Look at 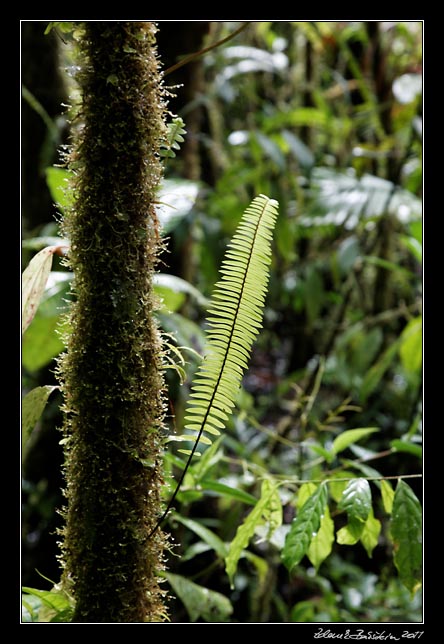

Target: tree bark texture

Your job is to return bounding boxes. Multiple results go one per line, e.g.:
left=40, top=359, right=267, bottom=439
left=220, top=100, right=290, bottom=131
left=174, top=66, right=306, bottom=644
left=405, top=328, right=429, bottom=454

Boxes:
left=58, top=21, right=169, bottom=623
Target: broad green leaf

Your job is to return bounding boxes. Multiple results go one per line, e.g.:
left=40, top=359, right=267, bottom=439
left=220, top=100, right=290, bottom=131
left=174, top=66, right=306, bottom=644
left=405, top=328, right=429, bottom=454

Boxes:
left=45, top=167, right=74, bottom=212
left=22, top=587, right=74, bottom=623
left=22, top=273, right=72, bottom=371
left=153, top=273, right=209, bottom=312
left=225, top=479, right=280, bottom=587
left=390, top=480, right=422, bottom=595
left=307, top=506, right=334, bottom=570
left=359, top=508, right=381, bottom=558
left=341, top=458, right=382, bottom=480
left=22, top=594, right=40, bottom=622
left=296, top=482, right=317, bottom=509
left=22, top=247, right=57, bottom=334
left=164, top=572, right=233, bottom=622
left=337, top=518, right=363, bottom=545
left=180, top=541, right=212, bottom=563
left=399, top=316, right=422, bottom=375
left=307, top=442, right=334, bottom=464
left=328, top=471, right=356, bottom=503
left=282, top=484, right=329, bottom=572
left=172, top=514, right=228, bottom=559
left=338, top=478, right=372, bottom=523
left=338, top=505, right=381, bottom=556
left=306, top=168, right=422, bottom=227
left=331, top=428, right=379, bottom=457
left=390, top=439, right=422, bottom=458
left=22, top=314, right=69, bottom=372
left=380, top=480, right=395, bottom=514
left=155, top=284, right=185, bottom=312
left=22, top=386, right=58, bottom=460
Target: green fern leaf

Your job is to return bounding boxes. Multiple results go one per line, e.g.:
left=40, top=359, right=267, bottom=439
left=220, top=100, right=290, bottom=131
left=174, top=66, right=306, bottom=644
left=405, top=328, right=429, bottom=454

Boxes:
left=184, top=194, right=279, bottom=449
left=149, top=194, right=278, bottom=537
left=160, top=116, right=187, bottom=158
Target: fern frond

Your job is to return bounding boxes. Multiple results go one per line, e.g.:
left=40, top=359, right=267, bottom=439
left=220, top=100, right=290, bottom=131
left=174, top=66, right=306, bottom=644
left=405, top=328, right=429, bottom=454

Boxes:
left=160, top=116, right=187, bottom=158
left=149, top=194, right=278, bottom=537
left=184, top=193, right=279, bottom=448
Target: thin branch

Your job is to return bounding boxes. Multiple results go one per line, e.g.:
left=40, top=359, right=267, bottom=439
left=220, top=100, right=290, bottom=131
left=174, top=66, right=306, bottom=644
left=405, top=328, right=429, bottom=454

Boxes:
left=275, top=472, right=422, bottom=486
left=163, top=22, right=251, bottom=77
left=22, top=85, right=59, bottom=144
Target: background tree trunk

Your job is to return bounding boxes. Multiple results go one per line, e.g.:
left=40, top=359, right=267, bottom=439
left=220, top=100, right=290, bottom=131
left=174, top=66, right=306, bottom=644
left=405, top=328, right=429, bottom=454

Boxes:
left=21, top=22, right=68, bottom=234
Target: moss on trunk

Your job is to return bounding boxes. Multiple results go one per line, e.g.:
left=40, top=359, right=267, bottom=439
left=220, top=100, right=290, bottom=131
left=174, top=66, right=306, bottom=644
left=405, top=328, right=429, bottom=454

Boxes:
left=57, top=21, right=169, bottom=623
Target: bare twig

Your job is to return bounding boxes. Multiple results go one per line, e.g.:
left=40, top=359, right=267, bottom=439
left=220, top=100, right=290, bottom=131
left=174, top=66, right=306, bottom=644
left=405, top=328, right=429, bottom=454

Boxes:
left=163, top=22, right=250, bottom=77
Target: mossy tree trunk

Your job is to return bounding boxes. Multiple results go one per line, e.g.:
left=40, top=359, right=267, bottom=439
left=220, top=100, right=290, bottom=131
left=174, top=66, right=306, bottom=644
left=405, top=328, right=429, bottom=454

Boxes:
left=58, top=22, right=169, bottom=623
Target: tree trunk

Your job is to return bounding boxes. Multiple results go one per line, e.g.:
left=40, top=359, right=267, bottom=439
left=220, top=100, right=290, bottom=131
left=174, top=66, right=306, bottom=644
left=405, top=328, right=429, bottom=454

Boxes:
left=156, top=21, right=210, bottom=181
left=58, top=21, right=169, bottom=623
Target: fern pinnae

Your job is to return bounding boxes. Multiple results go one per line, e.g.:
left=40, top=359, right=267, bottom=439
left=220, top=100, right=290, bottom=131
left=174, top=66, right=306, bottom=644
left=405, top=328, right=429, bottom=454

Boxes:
left=150, top=194, right=278, bottom=537
left=187, top=195, right=278, bottom=442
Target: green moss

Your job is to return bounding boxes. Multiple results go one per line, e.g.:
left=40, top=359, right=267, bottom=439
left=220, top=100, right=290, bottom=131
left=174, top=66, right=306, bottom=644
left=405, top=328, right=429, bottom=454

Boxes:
left=57, top=22, right=169, bottom=622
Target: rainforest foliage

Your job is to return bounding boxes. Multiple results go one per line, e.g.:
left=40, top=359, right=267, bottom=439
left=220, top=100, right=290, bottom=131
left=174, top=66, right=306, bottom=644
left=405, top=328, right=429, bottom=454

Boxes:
left=22, top=21, right=422, bottom=623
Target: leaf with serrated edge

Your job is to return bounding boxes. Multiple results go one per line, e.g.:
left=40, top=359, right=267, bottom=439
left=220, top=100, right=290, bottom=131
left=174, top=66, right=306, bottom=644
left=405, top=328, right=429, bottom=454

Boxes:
left=282, top=484, right=328, bottom=572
